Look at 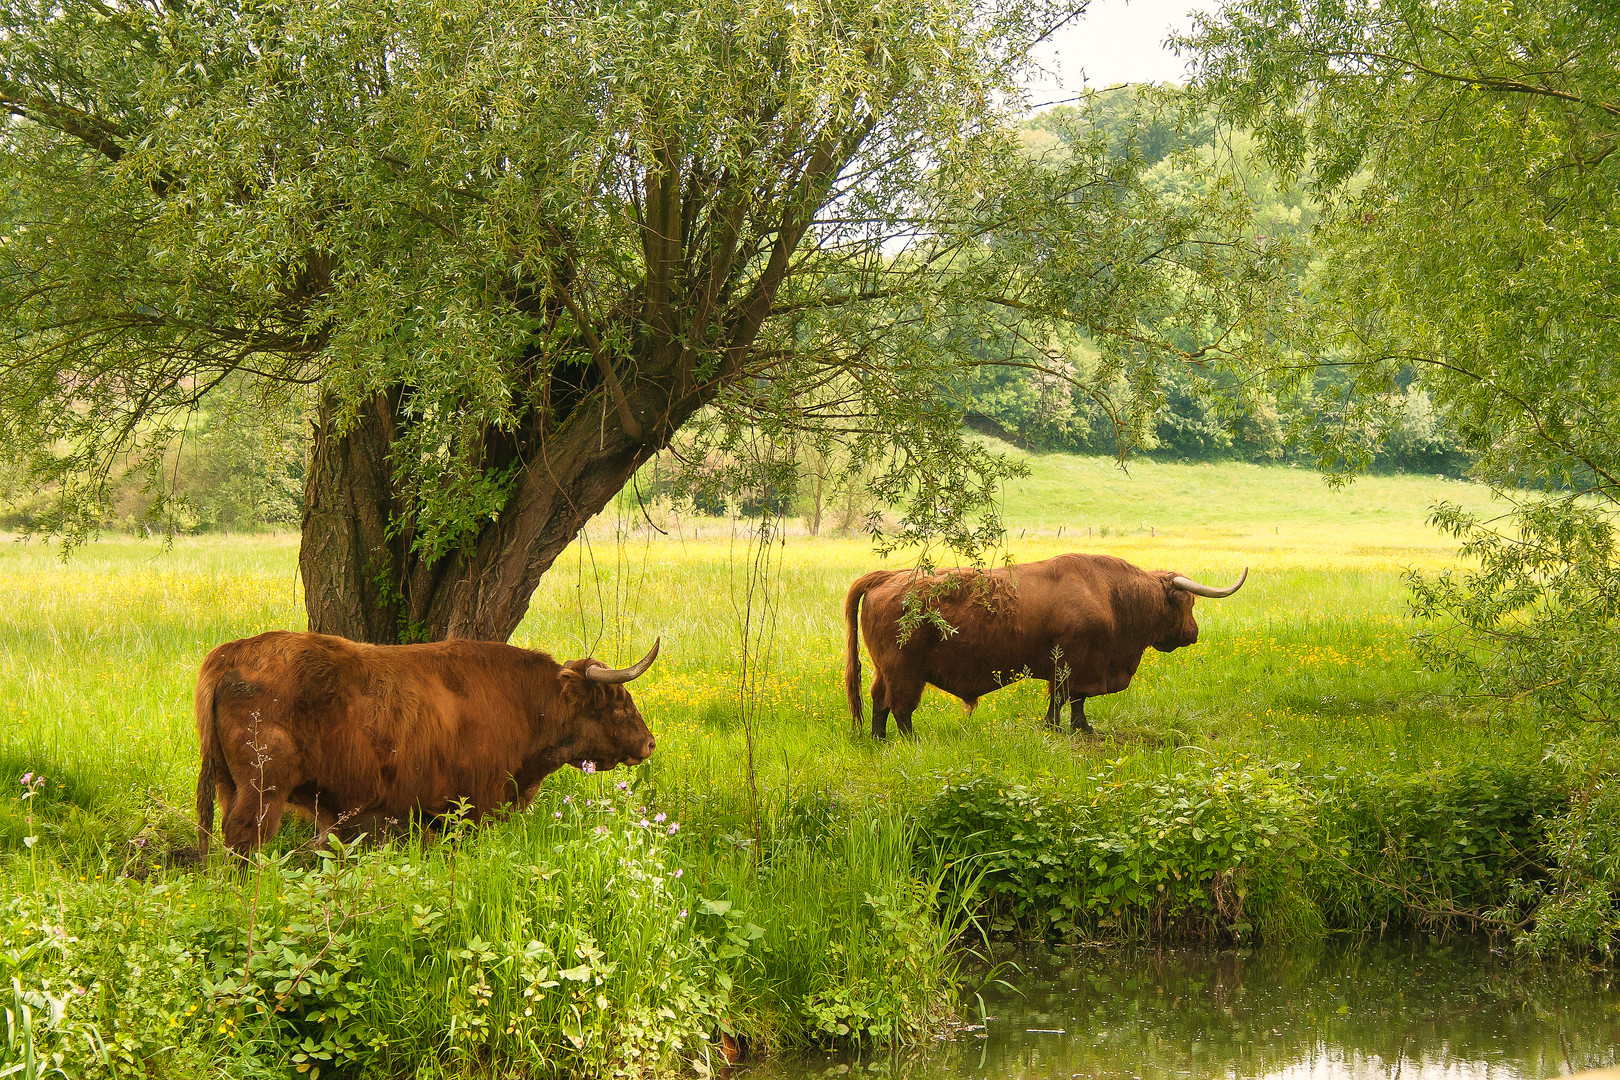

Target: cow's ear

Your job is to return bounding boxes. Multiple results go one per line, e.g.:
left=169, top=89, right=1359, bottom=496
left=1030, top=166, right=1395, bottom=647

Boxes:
left=558, top=665, right=587, bottom=698
left=558, top=663, right=604, bottom=706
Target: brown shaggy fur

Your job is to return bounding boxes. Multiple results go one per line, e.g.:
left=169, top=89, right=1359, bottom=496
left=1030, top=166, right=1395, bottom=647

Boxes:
left=195, top=632, right=657, bottom=854
left=845, top=554, right=1218, bottom=738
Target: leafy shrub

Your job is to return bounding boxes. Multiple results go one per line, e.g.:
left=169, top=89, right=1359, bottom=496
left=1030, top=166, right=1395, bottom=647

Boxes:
left=922, top=760, right=1313, bottom=942
left=1307, top=758, right=1562, bottom=933
left=1489, top=741, right=1620, bottom=958
left=1, top=777, right=757, bottom=1079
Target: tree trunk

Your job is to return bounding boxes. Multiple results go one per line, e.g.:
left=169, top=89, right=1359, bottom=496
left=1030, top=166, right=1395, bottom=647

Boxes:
left=295, top=100, right=874, bottom=645
left=300, top=379, right=698, bottom=645
left=809, top=468, right=824, bottom=538
left=300, top=392, right=407, bottom=643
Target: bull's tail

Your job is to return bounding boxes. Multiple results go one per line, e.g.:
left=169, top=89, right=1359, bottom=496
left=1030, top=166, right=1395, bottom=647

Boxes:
left=844, top=571, right=891, bottom=727
left=194, top=665, right=220, bottom=856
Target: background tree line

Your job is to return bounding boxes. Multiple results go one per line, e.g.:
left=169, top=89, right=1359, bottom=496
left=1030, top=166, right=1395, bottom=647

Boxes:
left=964, top=88, right=1474, bottom=475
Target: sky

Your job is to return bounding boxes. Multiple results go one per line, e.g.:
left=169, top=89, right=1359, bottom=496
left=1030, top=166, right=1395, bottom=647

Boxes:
left=1020, top=0, right=1218, bottom=105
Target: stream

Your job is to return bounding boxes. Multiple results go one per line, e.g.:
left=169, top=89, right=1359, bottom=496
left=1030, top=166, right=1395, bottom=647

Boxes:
left=750, top=936, right=1620, bottom=1080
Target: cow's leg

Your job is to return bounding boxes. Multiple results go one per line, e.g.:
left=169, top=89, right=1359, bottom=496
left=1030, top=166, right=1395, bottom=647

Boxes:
left=310, top=799, right=342, bottom=849
left=1044, top=680, right=1066, bottom=727
left=870, top=674, right=891, bottom=740
left=222, top=782, right=289, bottom=854
left=219, top=736, right=296, bottom=854
left=204, top=772, right=238, bottom=854
left=888, top=680, right=925, bottom=739
left=1070, top=695, right=1095, bottom=735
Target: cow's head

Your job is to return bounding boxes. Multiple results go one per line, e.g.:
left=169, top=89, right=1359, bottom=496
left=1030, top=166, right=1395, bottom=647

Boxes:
left=557, top=639, right=660, bottom=770
left=1155, top=569, right=1248, bottom=652
left=1154, top=586, right=1201, bottom=652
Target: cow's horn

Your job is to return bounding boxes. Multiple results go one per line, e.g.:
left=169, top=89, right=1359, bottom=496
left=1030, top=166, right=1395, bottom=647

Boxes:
left=584, top=638, right=661, bottom=683
left=1171, top=567, right=1248, bottom=598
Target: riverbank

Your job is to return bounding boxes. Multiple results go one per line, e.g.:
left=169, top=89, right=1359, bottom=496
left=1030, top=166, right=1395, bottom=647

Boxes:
left=2, top=459, right=1591, bottom=1077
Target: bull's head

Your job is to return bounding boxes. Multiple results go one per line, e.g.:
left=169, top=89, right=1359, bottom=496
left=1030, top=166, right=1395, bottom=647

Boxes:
left=1155, top=569, right=1248, bottom=651
left=558, top=639, right=660, bottom=769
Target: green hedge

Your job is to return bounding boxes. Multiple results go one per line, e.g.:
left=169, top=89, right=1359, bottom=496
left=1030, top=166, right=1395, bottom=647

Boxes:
left=921, top=755, right=1564, bottom=945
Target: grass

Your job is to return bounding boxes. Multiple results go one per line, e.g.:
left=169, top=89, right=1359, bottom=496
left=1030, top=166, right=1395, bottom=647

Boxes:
left=0, top=452, right=1556, bottom=1077
left=992, top=446, right=1497, bottom=537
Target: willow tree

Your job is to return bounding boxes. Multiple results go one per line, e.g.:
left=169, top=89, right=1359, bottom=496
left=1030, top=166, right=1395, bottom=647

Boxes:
left=1, top=0, right=1278, bottom=643
left=1189, top=0, right=1620, bottom=727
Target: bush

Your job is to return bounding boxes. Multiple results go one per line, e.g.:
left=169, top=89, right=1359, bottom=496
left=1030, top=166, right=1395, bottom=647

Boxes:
left=1491, top=740, right=1620, bottom=958
left=922, top=760, right=1314, bottom=942
left=1307, top=758, right=1562, bottom=933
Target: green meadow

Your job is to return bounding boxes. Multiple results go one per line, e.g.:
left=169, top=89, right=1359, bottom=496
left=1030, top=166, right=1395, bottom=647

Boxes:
left=0, top=452, right=1554, bottom=1078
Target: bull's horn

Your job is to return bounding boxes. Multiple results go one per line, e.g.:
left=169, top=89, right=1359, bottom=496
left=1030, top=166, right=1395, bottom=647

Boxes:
left=584, top=638, right=661, bottom=683
left=1171, top=567, right=1248, bottom=598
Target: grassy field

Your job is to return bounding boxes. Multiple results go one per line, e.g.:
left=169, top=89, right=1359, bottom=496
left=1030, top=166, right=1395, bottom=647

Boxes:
left=0, top=455, right=1519, bottom=838
left=0, top=453, right=1557, bottom=1077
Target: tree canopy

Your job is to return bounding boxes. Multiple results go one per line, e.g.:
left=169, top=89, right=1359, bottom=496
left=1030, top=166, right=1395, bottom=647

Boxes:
left=1, top=0, right=1279, bottom=642
left=1189, top=0, right=1620, bottom=725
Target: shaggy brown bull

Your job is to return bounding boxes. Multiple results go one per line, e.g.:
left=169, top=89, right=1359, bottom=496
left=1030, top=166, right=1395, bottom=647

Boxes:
left=195, top=631, right=660, bottom=854
left=844, top=555, right=1246, bottom=738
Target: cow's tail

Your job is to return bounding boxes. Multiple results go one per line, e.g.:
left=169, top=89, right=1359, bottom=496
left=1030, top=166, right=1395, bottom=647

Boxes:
left=844, top=572, right=890, bottom=727
left=194, top=663, right=220, bottom=856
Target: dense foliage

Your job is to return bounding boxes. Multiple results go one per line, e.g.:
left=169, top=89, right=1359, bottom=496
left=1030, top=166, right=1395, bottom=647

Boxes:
left=923, top=763, right=1313, bottom=941
left=1190, top=0, right=1620, bottom=713
left=962, top=89, right=1475, bottom=474
left=1186, top=0, right=1620, bottom=955
left=0, top=0, right=1292, bottom=639
left=920, top=756, right=1572, bottom=948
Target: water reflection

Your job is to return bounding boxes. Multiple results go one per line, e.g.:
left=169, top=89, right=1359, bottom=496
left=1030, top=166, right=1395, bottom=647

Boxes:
left=750, top=937, right=1620, bottom=1080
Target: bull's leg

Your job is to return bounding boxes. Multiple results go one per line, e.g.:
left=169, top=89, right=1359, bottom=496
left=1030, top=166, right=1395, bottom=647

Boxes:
left=203, top=773, right=238, bottom=854
left=222, top=783, right=289, bottom=855
left=221, top=741, right=296, bottom=854
left=871, top=708, right=890, bottom=740
left=870, top=674, right=891, bottom=740
left=1070, top=695, right=1095, bottom=735
left=888, top=681, right=925, bottom=739
left=311, top=798, right=342, bottom=849
left=1044, top=679, right=1066, bottom=728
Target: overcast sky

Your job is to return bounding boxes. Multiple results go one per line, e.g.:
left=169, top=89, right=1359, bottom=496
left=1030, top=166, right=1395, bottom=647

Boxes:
left=1020, top=0, right=1217, bottom=105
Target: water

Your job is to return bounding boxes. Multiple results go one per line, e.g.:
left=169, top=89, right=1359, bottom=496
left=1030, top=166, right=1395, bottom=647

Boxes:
left=751, top=938, right=1620, bottom=1080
